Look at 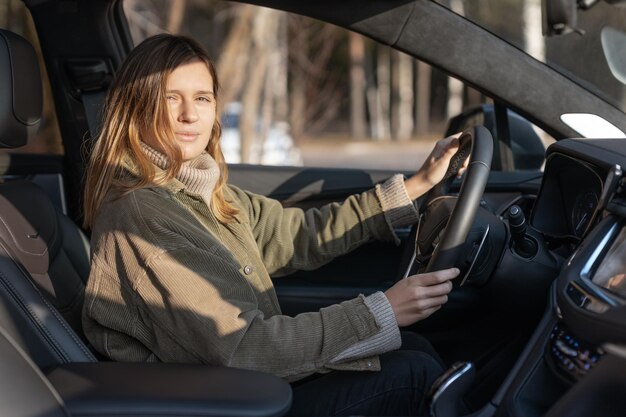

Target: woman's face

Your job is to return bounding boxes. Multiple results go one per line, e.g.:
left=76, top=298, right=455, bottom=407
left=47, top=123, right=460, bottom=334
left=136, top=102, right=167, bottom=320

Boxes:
left=165, top=60, right=216, bottom=162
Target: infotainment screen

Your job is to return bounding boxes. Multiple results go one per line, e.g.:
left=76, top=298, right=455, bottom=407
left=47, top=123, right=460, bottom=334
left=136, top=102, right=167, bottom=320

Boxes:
left=592, top=226, right=626, bottom=299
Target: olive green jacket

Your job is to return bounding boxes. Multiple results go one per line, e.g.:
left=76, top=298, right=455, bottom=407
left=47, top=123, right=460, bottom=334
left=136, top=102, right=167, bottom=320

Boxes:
left=83, top=174, right=418, bottom=381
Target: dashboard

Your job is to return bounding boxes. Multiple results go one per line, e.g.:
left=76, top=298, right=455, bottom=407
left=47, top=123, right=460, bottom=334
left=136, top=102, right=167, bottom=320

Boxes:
left=495, top=138, right=626, bottom=417
left=541, top=140, right=626, bottom=363
left=528, top=141, right=622, bottom=382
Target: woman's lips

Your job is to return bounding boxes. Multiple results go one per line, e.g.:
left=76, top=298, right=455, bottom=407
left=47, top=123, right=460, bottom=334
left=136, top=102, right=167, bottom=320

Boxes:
left=176, top=131, right=199, bottom=142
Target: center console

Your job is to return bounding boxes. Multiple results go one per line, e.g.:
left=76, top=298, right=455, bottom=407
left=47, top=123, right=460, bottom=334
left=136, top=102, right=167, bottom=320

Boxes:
left=479, top=211, right=626, bottom=417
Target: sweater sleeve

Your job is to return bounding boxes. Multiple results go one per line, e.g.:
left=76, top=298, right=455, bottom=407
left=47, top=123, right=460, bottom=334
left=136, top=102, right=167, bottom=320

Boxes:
left=330, top=291, right=401, bottom=364
left=375, top=174, right=420, bottom=230
left=228, top=175, right=419, bottom=276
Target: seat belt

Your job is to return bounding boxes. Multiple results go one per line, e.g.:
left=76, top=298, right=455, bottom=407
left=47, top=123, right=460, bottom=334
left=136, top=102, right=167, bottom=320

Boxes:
left=65, top=59, right=112, bottom=138
left=81, top=90, right=106, bottom=138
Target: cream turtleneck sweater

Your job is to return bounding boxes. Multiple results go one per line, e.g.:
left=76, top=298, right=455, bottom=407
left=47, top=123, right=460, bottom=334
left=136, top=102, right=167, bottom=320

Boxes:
left=139, top=141, right=220, bottom=204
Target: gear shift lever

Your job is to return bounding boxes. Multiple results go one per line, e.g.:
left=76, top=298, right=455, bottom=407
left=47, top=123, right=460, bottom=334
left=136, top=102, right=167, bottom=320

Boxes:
left=427, top=361, right=475, bottom=417
left=507, top=205, right=538, bottom=259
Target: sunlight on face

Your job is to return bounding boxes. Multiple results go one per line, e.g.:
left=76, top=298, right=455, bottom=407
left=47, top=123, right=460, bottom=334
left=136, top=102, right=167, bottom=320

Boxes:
left=165, top=60, right=216, bottom=162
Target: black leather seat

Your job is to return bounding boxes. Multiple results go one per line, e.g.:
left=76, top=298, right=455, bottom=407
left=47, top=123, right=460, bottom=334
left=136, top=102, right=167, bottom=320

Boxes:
left=0, top=28, right=291, bottom=417
left=0, top=303, right=71, bottom=417
left=0, top=29, right=96, bottom=368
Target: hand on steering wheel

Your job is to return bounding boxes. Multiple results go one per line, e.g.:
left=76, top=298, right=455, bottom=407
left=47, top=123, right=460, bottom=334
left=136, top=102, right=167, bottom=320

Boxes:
left=385, top=267, right=460, bottom=327
left=403, top=126, right=494, bottom=286
left=404, top=133, right=467, bottom=201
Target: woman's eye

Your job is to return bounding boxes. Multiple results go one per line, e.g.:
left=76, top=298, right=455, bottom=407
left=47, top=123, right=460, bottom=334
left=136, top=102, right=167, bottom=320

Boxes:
left=198, top=96, right=212, bottom=102
left=166, top=95, right=177, bottom=101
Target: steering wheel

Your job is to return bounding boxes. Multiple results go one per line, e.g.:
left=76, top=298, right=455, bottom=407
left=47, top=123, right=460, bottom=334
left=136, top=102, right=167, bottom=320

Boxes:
left=405, top=126, right=493, bottom=283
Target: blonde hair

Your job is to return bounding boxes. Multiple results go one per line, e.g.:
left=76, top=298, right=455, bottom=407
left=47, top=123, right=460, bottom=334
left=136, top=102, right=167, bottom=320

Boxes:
left=83, top=34, right=237, bottom=228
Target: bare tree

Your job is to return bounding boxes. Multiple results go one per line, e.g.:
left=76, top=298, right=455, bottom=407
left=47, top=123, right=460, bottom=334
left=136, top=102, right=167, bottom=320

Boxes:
left=523, top=0, right=545, bottom=61
left=368, top=45, right=391, bottom=140
left=287, top=16, right=343, bottom=140
left=349, top=32, right=367, bottom=139
left=166, top=0, right=187, bottom=33
left=273, top=14, right=288, bottom=123
left=239, top=8, right=280, bottom=163
left=394, top=50, right=414, bottom=140
left=415, top=61, right=432, bottom=135
left=216, top=5, right=254, bottom=108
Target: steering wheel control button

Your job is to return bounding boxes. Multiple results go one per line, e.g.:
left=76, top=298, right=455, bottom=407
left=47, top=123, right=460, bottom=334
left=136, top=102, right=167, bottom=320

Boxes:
left=243, top=265, right=253, bottom=275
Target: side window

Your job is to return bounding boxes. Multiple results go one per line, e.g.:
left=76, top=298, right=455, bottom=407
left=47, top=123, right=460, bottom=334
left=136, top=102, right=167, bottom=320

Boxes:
left=122, top=0, right=553, bottom=172
left=445, top=103, right=554, bottom=171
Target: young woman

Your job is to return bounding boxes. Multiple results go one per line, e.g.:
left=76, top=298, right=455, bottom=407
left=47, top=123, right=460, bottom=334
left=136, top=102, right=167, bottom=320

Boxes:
left=83, top=34, right=462, bottom=416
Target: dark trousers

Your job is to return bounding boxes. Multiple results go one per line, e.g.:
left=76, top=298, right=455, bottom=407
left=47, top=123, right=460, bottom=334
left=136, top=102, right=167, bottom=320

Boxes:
left=287, top=332, right=445, bottom=416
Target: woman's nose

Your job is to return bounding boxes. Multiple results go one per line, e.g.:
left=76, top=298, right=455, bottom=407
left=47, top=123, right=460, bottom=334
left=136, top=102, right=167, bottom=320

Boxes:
left=178, top=100, right=198, bottom=122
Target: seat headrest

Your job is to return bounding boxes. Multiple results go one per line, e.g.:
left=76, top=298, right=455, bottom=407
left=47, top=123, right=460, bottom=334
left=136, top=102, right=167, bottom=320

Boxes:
left=0, top=30, right=42, bottom=149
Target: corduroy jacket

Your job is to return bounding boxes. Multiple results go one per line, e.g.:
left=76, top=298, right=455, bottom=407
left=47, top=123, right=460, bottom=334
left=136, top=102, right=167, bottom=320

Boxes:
left=83, top=174, right=417, bottom=381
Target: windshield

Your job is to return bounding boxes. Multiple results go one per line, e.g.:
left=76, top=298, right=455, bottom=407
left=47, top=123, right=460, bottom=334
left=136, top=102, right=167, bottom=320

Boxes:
left=436, top=0, right=626, bottom=114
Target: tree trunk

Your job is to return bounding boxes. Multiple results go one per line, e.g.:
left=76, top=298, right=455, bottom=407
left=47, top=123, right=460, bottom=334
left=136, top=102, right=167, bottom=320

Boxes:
left=274, top=14, right=288, bottom=123
left=240, top=8, right=276, bottom=163
left=216, top=5, right=254, bottom=107
left=166, top=0, right=186, bottom=34
left=287, top=16, right=309, bottom=143
left=395, top=50, right=414, bottom=141
left=289, top=64, right=307, bottom=143
left=349, top=32, right=367, bottom=139
left=376, top=46, right=391, bottom=140
left=258, top=10, right=281, bottom=163
left=415, top=61, right=432, bottom=135
left=523, top=0, right=545, bottom=61
left=365, top=50, right=379, bottom=139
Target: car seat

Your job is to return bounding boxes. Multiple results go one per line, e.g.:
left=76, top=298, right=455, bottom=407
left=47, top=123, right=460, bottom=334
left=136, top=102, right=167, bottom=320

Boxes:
left=0, top=28, right=291, bottom=417
left=0, top=28, right=96, bottom=368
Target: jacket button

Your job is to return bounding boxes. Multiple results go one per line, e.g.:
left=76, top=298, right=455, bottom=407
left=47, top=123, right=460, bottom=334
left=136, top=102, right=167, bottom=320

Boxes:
left=366, top=361, right=372, bottom=368
left=243, top=265, right=253, bottom=275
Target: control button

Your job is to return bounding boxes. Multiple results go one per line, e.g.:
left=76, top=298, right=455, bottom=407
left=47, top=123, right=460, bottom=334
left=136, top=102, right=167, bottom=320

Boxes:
left=548, top=322, right=604, bottom=380
left=556, top=340, right=577, bottom=357
left=567, top=283, right=588, bottom=307
left=243, top=265, right=253, bottom=275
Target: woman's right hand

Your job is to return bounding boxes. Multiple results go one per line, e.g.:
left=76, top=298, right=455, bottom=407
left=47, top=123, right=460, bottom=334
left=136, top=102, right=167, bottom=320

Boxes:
left=384, top=268, right=459, bottom=327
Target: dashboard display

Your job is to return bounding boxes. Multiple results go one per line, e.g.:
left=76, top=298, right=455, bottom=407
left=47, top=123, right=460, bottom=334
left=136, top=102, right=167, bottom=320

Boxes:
left=593, top=226, right=626, bottom=299
left=531, top=154, right=604, bottom=239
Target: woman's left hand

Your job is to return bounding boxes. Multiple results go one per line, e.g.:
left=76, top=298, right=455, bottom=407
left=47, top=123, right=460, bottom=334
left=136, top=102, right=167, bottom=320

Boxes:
left=404, top=133, right=466, bottom=200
